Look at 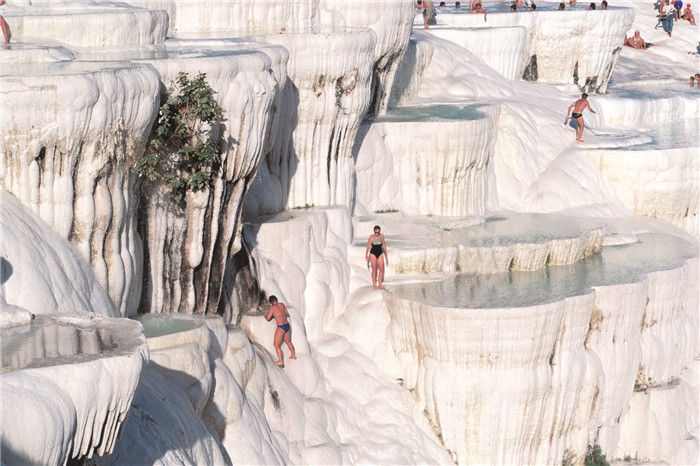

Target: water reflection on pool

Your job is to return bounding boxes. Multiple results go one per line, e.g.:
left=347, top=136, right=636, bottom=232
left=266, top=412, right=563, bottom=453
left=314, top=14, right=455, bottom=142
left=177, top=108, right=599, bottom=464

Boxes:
left=390, top=233, right=696, bottom=308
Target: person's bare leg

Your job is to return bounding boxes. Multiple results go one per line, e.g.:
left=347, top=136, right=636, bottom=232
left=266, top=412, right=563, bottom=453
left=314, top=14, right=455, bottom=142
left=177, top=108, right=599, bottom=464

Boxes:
left=273, top=327, right=284, bottom=365
left=575, top=117, right=584, bottom=142
left=0, top=16, right=9, bottom=44
left=377, top=255, right=385, bottom=289
left=284, top=331, right=297, bottom=359
left=370, top=254, right=379, bottom=288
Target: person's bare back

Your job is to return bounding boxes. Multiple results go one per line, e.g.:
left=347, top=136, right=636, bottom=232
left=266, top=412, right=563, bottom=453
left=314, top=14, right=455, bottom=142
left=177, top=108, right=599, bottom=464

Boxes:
left=264, top=295, right=296, bottom=366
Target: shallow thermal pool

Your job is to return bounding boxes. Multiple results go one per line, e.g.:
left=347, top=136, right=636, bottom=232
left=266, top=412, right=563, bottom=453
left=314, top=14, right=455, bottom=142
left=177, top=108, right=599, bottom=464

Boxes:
left=363, top=212, right=604, bottom=249
left=390, top=233, right=697, bottom=308
left=136, top=313, right=197, bottom=339
left=602, top=117, right=700, bottom=151
left=435, top=1, right=617, bottom=12
left=370, top=104, right=489, bottom=122
left=1, top=315, right=121, bottom=374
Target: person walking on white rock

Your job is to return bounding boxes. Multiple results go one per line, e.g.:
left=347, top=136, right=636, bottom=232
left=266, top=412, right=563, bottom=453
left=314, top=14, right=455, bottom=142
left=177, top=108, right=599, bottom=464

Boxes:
left=264, top=295, right=297, bottom=366
left=365, top=225, right=388, bottom=289
left=565, top=93, right=596, bottom=143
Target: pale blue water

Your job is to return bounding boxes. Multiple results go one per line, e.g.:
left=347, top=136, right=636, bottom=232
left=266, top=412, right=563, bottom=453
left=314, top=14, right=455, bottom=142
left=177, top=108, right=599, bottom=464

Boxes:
left=390, top=233, right=696, bottom=308
left=137, top=314, right=197, bottom=338
left=372, top=104, right=488, bottom=122
left=435, top=2, right=618, bottom=12
left=595, top=118, right=700, bottom=151
left=355, top=213, right=604, bottom=249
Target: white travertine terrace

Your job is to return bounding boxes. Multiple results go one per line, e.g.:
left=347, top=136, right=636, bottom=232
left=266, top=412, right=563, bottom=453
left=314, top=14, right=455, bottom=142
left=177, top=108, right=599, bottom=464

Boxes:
left=0, top=311, right=148, bottom=463
left=0, top=190, right=117, bottom=317
left=125, top=44, right=283, bottom=315
left=1, top=3, right=168, bottom=47
left=0, top=0, right=698, bottom=463
left=429, top=27, right=529, bottom=81
left=359, top=213, right=606, bottom=275
left=354, top=104, right=498, bottom=217
left=434, top=8, right=635, bottom=92
left=245, top=29, right=376, bottom=213
left=0, top=61, right=160, bottom=316
left=384, top=234, right=699, bottom=464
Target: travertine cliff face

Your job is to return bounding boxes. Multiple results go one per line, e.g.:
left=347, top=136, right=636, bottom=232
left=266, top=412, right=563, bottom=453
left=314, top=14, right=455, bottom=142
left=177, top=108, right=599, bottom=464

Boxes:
left=354, top=104, right=498, bottom=216
left=0, top=62, right=160, bottom=316
left=435, top=8, right=634, bottom=92
left=384, top=235, right=699, bottom=464
left=245, top=30, right=376, bottom=213
left=133, top=47, right=284, bottom=315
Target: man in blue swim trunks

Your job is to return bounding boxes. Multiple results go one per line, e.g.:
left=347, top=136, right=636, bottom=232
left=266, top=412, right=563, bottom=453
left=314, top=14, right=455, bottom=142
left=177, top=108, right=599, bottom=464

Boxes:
left=264, top=295, right=297, bottom=366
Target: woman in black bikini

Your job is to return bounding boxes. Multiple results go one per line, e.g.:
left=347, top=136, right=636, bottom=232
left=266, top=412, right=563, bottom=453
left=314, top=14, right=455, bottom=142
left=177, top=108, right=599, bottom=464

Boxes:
left=365, top=225, right=388, bottom=289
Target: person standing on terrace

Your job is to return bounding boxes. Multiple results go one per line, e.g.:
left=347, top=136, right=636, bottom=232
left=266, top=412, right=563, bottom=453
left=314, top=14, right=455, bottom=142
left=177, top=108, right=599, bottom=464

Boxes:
left=660, top=0, right=676, bottom=36
left=422, top=0, right=437, bottom=28
left=365, top=225, right=388, bottom=289
left=565, top=93, right=597, bottom=143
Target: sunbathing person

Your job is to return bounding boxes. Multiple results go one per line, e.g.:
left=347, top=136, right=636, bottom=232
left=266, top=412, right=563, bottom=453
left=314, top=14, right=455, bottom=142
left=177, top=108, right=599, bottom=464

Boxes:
left=682, top=3, right=696, bottom=24
left=624, top=30, right=647, bottom=49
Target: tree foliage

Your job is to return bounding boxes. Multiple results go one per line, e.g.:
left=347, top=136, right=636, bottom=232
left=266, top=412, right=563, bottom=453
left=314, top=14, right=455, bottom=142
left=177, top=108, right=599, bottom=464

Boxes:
left=137, top=72, right=225, bottom=203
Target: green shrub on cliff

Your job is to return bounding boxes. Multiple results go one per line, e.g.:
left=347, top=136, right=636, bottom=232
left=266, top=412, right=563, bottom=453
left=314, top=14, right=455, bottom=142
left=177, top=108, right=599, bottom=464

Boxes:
left=137, top=72, right=224, bottom=203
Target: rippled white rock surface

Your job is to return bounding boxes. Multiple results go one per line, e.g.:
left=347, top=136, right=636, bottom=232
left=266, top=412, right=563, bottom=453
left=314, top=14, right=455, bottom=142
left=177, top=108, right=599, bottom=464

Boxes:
left=0, top=190, right=116, bottom=317
left=0, top=311, right=148, bottom=464
left=385, top=233, right=698, bottom=464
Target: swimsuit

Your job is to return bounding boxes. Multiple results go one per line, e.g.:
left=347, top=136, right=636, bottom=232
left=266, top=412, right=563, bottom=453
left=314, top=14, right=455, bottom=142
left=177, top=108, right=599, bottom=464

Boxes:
left=278, top=323, right=290, bottom=332
left=370, top=235, right=384, bottom=258
left=571, top=112, right=582, bottom=119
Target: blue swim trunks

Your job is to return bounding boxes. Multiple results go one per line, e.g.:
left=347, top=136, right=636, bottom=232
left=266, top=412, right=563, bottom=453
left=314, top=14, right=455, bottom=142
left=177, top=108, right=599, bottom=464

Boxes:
left=278, top=323, right=290, bottom=332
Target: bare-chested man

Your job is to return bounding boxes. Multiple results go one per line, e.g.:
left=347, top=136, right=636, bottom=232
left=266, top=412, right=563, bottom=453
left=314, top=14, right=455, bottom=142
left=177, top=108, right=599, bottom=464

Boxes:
left=565, top=93, right=596, bottom=143
left=264, top=295, right=297, bottom=366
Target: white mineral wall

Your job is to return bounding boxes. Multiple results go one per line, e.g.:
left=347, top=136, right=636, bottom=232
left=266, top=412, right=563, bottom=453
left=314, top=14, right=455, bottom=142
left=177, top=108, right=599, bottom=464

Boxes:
left=429, top=26, right=529, bottom=80
left=436, top=8, right=634, bottom=91
left=389, top=35, right=435, bottom=108
left=0, top=64, right=160, bottom=316
left=584, top=147, right=700, bottom=237
left=2, top=6, right=168, bottom=47
left=0, top=189, right=116, bottom=317
left=384, top=254, right=699, bottom=464
left=96, top=366, right=230, bottom=465
left=135, top=0, right=317, bottom=35
left=386, top=291, right=595, bottom=464
left=135, top=49, right=281, bottom=315
left=1, top=312, right=149, bottom=463
left=354, top=106, right=498, bottom=216
left=242, top=207, right=353, bottom=340
left=245, top=30, right=375, bottom=214
left=319, top=0, right=416, bottom=114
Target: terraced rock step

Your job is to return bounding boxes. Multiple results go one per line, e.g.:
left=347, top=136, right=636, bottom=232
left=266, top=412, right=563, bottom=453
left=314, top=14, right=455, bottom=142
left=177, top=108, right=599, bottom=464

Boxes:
left=383, top=233, right=698, bottom=464
left=354, top=212, right=605, bottom=275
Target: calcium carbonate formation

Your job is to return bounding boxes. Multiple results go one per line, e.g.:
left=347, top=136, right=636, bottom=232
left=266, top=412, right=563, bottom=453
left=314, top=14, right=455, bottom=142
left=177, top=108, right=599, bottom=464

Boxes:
left=0, top=0, right=697, bottom=464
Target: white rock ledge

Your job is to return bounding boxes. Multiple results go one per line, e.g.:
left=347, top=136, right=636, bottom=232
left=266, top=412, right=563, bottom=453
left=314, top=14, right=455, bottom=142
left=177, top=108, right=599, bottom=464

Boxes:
left=0, top=311, right=149, bottom=464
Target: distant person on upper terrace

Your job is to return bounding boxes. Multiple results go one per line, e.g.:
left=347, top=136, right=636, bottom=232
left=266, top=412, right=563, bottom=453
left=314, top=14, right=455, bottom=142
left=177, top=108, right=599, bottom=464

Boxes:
left=570, top=0, right=577, bottom=5
left=471, top=2, right=488, bottom=19
left=682, top=3, right=696, bottom=24
left=530, top=3, right=537, bottom=10
left=455, top=1, right=461, bottom=8
left=690, top=76, right=696, bottom=85
left=565, top=93, right=597, bottom=143
left=660, top=0, right=676, bottom=36
left=601, top=0, right=608, bottom=8
left=511, top=4, right=518, bottom=10
left=559, top=3, right=566, bottom=9
left=422, top=0, right=437, bottom=28
left=589, top=2, right=596, bottom=9
left=0, top=0, right=9, bottom=44
left=674, top=0, right=683, bottom=19
left=624, top=30, right=648, bottom=49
